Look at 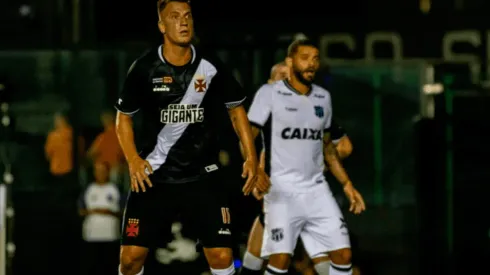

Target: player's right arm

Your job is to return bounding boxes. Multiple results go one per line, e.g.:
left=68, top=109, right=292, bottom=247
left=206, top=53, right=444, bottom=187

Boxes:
left=114, top=60, right=153, bottom=193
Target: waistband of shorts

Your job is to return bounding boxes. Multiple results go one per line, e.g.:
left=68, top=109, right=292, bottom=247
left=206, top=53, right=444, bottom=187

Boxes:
left=268, top=181, right=328, bottom=194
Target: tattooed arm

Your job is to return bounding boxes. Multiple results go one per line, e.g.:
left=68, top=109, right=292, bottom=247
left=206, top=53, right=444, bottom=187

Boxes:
left=323, top=132, right=366, bottom=214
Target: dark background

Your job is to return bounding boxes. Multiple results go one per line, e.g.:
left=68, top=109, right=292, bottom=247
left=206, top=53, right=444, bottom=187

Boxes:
left=0, top=1, right=489, bottom=275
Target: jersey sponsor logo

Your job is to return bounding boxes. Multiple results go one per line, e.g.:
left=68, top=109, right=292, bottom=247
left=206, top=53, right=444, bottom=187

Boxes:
left=271, top=228, right=284, bottom=242
left=314, top=94, right=325, bottom=99
left=125, top=218, right=139, bottom=237
left=204, top=164, right=219, bottom=173
left=160, top=104, right=204, bottom=124
left=152, top=76, right=173, bottom=84
left=277, top=90, right=292, bottom=96
left=163, top=76, right=173, bottom=83
left=281, top=127, right=322, bottom=140
left=285, top=107, right=297, bottom=112
left=153, top=84, right=170, bottom=92
left=218, top=228, right=231, bottom=235
left=194, top=76, right=207, bottom=92
left=314, top=106, right=325, bottom=118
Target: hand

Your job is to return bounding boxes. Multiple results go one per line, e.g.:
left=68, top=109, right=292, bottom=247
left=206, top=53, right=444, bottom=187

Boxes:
left=241, top=158, right=257, bottom=196
left=252, top=188, right=265, bottom=200
left=128, top=156, right=153, bottom=193
left=343, top=182, right=366, bottom=214
left=254, top=168, right=270, bottom=194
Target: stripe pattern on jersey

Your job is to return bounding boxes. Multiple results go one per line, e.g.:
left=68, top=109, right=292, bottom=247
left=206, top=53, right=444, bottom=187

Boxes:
left=145, top=59, right=218, bottom=172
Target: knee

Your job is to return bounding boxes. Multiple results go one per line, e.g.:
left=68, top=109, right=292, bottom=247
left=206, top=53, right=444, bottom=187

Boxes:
left=328, top=248, right=352, bottom=265
left=204, top=248, right=233, bottom=269
left=119, top=246, right=147, bottom=274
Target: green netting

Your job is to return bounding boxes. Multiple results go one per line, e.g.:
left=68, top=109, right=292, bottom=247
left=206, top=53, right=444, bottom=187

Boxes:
left=322, top=61, right=430, bottom=206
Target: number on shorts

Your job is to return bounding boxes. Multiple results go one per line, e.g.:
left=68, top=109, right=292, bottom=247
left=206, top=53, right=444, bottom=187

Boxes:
left=221, top=207, right=231, bottom=224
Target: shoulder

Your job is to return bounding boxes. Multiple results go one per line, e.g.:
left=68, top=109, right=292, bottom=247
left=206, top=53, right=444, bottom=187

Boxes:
left=311, top=84, right=331, bottom=99
left=83, top=184, right=96, bottom=195
left=196, top=46, right=231, bottom=74
left=107, top=183, right=120, bottom=193
left=127, top=47, right=160, bottom=75
left=311, top=85, right=332, bottom=106
left=254, top=83, right=278, bottom=98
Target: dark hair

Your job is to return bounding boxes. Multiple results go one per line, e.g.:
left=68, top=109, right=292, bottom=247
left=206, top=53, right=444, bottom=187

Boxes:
left=157, top=0, right=191, bottom=12
left=287, top=39, right=317, bottom=57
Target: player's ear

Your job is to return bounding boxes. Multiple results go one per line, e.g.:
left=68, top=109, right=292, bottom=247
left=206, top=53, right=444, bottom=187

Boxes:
left=158, top=20, right=165, bottom=34
left=285, top=57, right=293, bottom=68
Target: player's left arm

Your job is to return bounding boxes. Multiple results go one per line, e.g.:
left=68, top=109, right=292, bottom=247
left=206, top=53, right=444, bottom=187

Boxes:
left=323, top=133, right=351, bottom=185
left=214, top=64, right=263, bottom=195
left=323, top=97, right=365, bottom=213
left=327, top=120, right=353, bottom=160
left=228, top=106, right=258, bottom=167
left=335, top=136, right=353, bottom=159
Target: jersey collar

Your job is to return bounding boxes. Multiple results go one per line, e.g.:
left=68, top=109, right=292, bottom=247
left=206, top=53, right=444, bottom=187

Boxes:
left=283, top=80, right=312, bottom=96
left=158, top=44, right=197, bottom=65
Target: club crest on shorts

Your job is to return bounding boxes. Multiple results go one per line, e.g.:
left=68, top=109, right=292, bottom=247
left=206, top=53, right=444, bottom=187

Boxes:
left=314, top=106, right=324, bottom=118
left=126, top=218, right=139, bottom=237
left=194, top=75, right=207, bottom=93
left=271, top=228, right=284, bottom=242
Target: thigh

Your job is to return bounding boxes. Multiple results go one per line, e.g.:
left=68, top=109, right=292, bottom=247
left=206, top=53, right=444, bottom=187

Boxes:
left=301, top=193, right=350, bottom=258
left=121, top=187, right=172, bottom=248
left=184, top=177, right=234, bottom=248
left=261, top=193, right=303, bottom=258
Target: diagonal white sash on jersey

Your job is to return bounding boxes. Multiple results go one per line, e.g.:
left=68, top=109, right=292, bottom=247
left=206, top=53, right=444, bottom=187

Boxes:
left=145, top=59, right=218, bottom=172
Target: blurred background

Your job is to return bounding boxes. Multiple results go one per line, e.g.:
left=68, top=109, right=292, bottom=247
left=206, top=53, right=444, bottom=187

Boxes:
left=0, top=0, right=490, bottom=274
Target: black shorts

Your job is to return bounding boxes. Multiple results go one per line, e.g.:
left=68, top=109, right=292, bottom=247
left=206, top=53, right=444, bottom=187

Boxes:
left=121, top=172, right=233, bottom=248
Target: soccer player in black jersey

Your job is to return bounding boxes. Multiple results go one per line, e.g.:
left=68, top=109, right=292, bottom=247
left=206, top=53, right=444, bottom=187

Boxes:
left=114, top=1, right=269, bottom=274
left=240, top=63, right=354, bottom=275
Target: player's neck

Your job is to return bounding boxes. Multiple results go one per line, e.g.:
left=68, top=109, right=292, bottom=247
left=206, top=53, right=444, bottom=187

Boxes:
left=162, top=43, right=192, bottom=66
left=288, top=77, right=311, bottom=95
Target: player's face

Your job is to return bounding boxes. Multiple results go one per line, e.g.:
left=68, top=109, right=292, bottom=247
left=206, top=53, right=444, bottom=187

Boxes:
left=288, top=46, right=320, bottom=85
left=158, top=2, right=194, bottom=46
left=269, top=64, right=289, bottom=83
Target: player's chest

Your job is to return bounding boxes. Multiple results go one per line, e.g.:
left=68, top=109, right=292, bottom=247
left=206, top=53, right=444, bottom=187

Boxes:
left=272, top=95, right=328, bottom=128
left=86, top=190, right=114, bottom=207
left=145, top=61, right=216, bottom=106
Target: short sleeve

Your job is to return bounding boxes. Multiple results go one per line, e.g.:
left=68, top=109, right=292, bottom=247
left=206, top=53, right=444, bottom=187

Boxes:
left=330, top=120, right=347, bottom=144
left=324, top=94, right=333, bottom=131
left=248, top=85, right=272, bottom=128
left=211, top=66, right=246, bottom=109
left=114, top=60, right=145, bottom=115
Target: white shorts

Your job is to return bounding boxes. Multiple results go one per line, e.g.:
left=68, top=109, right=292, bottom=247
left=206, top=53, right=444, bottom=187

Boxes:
left=261, top=186, right=350, bottom=258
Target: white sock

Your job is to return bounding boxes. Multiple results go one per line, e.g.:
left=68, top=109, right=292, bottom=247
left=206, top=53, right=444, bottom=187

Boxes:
left=264, top=264, right=287, bottom=274
left=329, top=262, right=352, bottom=275
left=118, top=265, right=144, bottom=275
left=210, top=263, right=236, bottom=275
left=242, top=251, right=264, bottom=270
left=314, top=261, right=331, bottom=275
